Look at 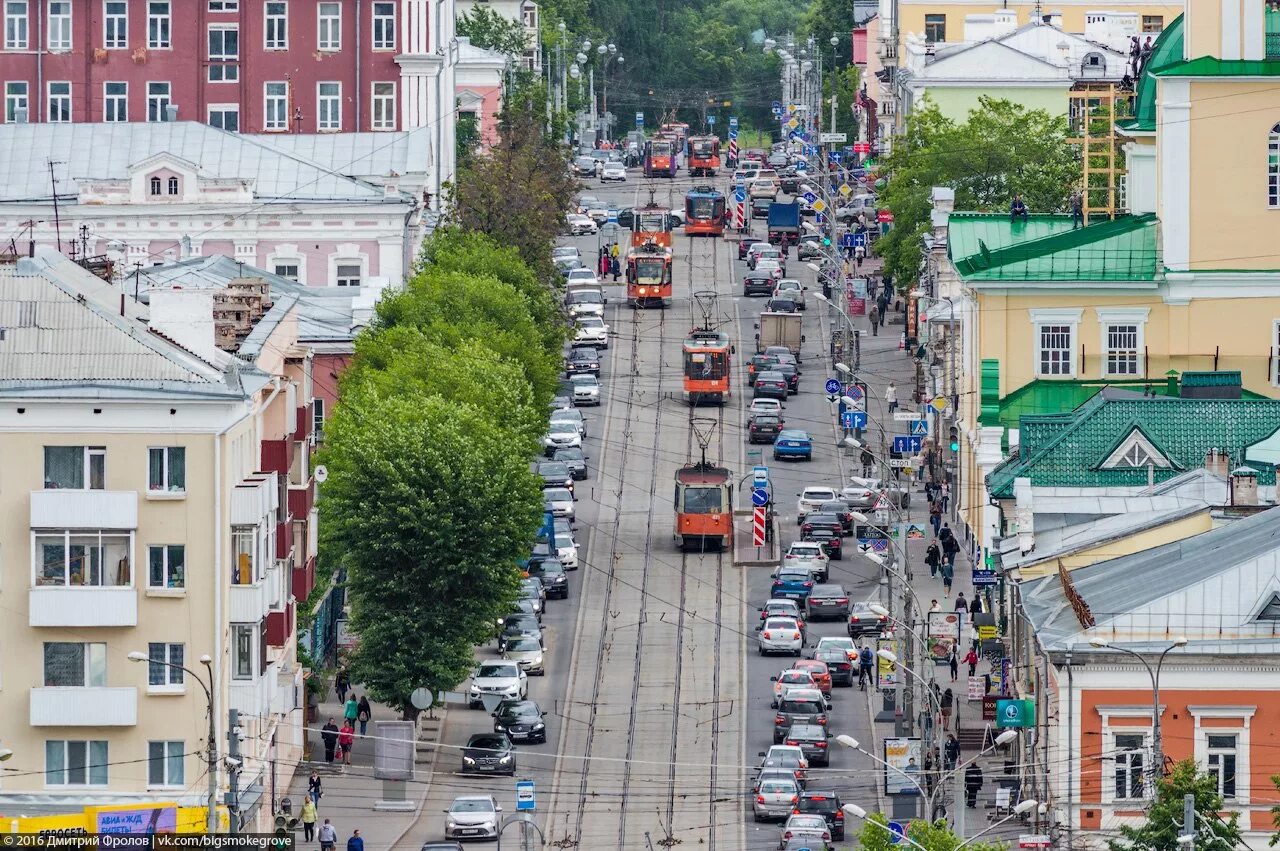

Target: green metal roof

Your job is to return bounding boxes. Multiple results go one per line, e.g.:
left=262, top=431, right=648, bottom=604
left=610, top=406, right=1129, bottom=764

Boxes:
left=1153, top=57, right=1280, bottom=77
left=987, top=392, right=1280, bottom=497
left=947, top=213, right=1161, bottom=282
left=1121, top=14, right=1185, bottom=133
left=1182, top=370, right=1243, bottom=388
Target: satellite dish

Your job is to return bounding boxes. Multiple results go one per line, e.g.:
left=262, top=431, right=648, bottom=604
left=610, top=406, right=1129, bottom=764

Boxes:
left=314, top=464, right=328, bottom=483
left=410, top=687, right=433, bottom=710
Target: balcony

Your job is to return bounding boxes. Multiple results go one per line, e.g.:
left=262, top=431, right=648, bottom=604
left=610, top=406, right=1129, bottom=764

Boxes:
left=293, top=403, right=312, bottom=443
left=29, top=587, right=137, bottom=627
left=230, top=578, right=269, bottom=622
left=276, top=521, right=292, bottom=560
left=265, top=601, right=295, bottom=647
left=30, top=490, right=137, bottom=529
left=260, top=439, right=291, bottom=478
left=292, top=555, right=316, bottom=601
left=288, top=484, right=314, bottom=520
left=31, top=687, right=137, bottom=726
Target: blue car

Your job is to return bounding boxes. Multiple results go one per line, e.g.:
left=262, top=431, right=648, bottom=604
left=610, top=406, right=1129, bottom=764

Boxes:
left=771, top=567, right=816, bottom=600
left=773, top=429, right=813, bottom=461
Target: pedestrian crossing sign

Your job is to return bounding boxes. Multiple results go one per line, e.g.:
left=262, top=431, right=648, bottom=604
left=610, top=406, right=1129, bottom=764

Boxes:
left=909, top=419, right=928, bottom=436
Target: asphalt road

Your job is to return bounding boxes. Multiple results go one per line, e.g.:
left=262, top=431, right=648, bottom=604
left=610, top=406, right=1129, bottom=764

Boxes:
left=416, top=169, right=882, bottom=851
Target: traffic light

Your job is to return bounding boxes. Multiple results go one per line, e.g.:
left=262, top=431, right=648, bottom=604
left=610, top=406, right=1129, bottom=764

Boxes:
left=948, top=426, right=960, bottom=453
left=822, top=236, right=831, bottom=246
left=275, top=813, right=299, bottom=837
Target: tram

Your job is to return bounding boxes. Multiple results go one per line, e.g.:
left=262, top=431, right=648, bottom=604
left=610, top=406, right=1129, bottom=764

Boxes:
left=684, top=186, right=726, bottom=237
left=644, top=136, right=679, bottom=178
left=661, top=122, right=691, bottom=153
left=629, top=204, right=674, bottom=249
left=682, top=329, right=732, bottom=404
left=674, top=463, right=733, bottom=551
left=687, top=136, right=721, bottom=177
left=626, top=241, right=673, bottom=307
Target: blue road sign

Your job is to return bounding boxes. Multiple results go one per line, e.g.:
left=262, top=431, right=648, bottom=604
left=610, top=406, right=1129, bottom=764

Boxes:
left=803, top=191, right=818, bottom=205
left=707, top=115, right=716, bottom=125
left=972, top=569, right=998, bottom=587
left=841, top=232, right=856, bottom=249
left=788, top=129, right=802, bottom=140
left=516, top=780, right=536, bottom=812
left=842, top=410, right=868, bottom=429
left=752, top=465, right=769, bottom=484
left=751, top=488, right=769, bottom=507
left=909, top=419, right=928, bottom=436
left=853, top=231, right=867, bottom=248
left=815, top=213, right=825, bottom=224
left=730, top=116, right=739, bottom=128
left=846, top=384, right=865, bottom=402
left=733, top=188, right=746, bottom=204
left=829, top=151, right=843, bottom=161
left=772, top=101, right=782, bottom=110
left=888, top=822, right=906, bottom=844
left=635, top=111, right=644, bottom=127
left=892, top=435, right=924, bottom=454
left=607, top=209, right=619, bottom=224
left=794, top=160, right=808, bottom=171
left=824, top=378, right=842, bottom=394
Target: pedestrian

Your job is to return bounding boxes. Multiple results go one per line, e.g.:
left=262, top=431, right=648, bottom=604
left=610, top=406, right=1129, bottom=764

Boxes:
left=929, top=501, right=942, bottom=536
left=344, top=693, right=359, bottom=728
left=357, top=695, right=372, bottom=736
left=964, top=763, right=984, bottom=808
left=334, top=668, right=349, bottom=704
left=969, top=593, right=983, bottom=615
left=338, top=721, right=355, bottom=765
left=320, top=718, right=339, bottom=764
left=949, top=646, right=959, bottom=682
left=940, top=481, right=951, bottom=514
left=860, top=447, right=875, bottom=478
left=318, top=820, right=338, bottom=851
left=944, top=734, right=961, bottom=771
left=940, top=687, right=954, bottom=731
left=886, top=382, right=898, bottom=413
left=1071, top=191, right=1084, bottom=229
left=346, top=830, right=363, bottom=851
left=307, top=770, right=323, bottom=805
left=964, top=646, right=979, bottom=678
left=940, top=524, right=959, bottom=571
left=941, top=561, right=954, bottom=596
left=610, top=255, right=621, bottom=282
left=300, top=797, right=318, bottom=842
left=955, top=592, right=968, bottom=612
left=610, top=241, right=620, bottom=259
left=925, top=539, right=941, bottom=578
left=868, top=304, right=880, bottom=335
left=598, top=251, right=610, bottom=278
left=858, top=644, right=875, bottom=690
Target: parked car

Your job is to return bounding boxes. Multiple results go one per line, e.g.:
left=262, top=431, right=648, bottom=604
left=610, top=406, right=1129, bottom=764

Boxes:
left=460, top=733, right=517, bottom=776
left=774, top=429, right=813, bottom=461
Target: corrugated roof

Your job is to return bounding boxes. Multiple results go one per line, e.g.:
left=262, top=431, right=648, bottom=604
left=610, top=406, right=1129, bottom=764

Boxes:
left=1154, top=56, right=1280, bottom=78
left=247, top=132, right=431, bottom=179
left=0, top=122, right=401, bottom=203
left=948, top=213, right=1160, bottom=282
left=1121, top=14, right=1184, bottom=133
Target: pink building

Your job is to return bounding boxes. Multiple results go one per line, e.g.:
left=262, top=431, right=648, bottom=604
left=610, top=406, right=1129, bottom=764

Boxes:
left=455, top=36, right=504, bottom=148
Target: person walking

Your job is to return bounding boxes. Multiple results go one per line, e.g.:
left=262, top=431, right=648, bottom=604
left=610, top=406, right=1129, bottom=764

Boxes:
left=598, top=251, right=610, bottom=279
left=338, top=721, right=355, bottom=765
left=868, top=304, right=880, bottom=335
left=944, top=734, right=961, bottom=771
left=940, top=481, right=951, bottom=514
left=969, top=594, right=983, bottom=616
left=925, top=539, right=941, bottom=579
left=300, top=797, right=318, bottom=842
left=940, top=524, right=960, bottom=571
left=344, top=693, right=359, bottom=728
left=357, top=695, right=372, bottom=736
left=346, top=830, right=363, bottom=851
left=940, top=687, right=954, bottom=731
left=929, top=501, right=942, bottom=536
left=955, top=592, right=968, bottom=612
left=941, top=560, right=954, bottom=597
left=861, top=447, right=875, bottom=478
left=610, top=241, right=620, bottom=260
left=318, top=819, right=338, bottom=851
left=858, top=644, right=875, bottom=691
left=964, top=646, right=979, bottom=678
left=929, top=598, right=941, bottom=613
left=886, top=382, right=898, bottom=414
left=334, top=668, right=350, bottom=704
left=610, top=255, right=621, bottom=282
left=964, top=763, right=985, bottom=808
left=949, top=646, right=959, bottom=682
left=320, top=718, right=339, bottom=764
left=307, top=770, right=323, bottom=805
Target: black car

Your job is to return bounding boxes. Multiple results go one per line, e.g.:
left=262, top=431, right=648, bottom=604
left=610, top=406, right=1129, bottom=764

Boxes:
left=536, top=461, right=575, bottom=492
left=552, top=447, right=588, bottom=480
left=461, top=733, right=517, bottom=775
left=422, top=844, right=464, bottom=851
left=617, top=207, right=635, bottom=228
left=796, top=790, right=846, bottom=840
left=817, top=499, right=855, bottom=535
left=814, top=648, right=854, bottom=687
left=565, top=346, right=600, bottom=377
left=743, top=271, right=777, bottom=296
left=748, top=413, right=785, bottom=444
left=801, top=515, right=844, bottom=560
left=751, top=196, right=773, bottom=218
left=766, top=297, right=798, bottom=313
left=784, top=723, right=832, bottom=767
left=753, top=371, right=789, bottom=400
left=492, top=699, right=548, bottom=743
left=779, top=171, right=801, bottom=195
left=747, top=354, right=781, bottom=386
left=848, top=601, right=889, bottom=638
left=526, top=558, right=569, bottom=599
left=772, top=362, right=800, bottom=394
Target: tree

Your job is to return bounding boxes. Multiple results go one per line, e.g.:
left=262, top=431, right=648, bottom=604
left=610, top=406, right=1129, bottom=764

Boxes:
left=319, top=394, right=544, bottom=717
left=1111, top=759, right=1241, bottom=851
left=856, top=812, right=1005, bottom=851
left=457, top=4, right=528, bottom=57
left=874, top=96, right=1078, bottom=290
left=456, top=112, right=480, bottom=167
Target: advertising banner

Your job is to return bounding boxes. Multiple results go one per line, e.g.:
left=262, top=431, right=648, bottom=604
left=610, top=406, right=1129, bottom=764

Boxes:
left=926, top=610, right=963, bottom=665
left=96, top=805, right=178, bottom=834
left=883, top=737, right=923, bottom=795
left=876, top=637, right=901, bottom=688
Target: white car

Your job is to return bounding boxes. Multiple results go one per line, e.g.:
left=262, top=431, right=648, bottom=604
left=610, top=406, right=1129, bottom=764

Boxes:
left=601, top=161, right=627, bottom=182
left=756, top=259, right=784, bottom=280
left=551, top=521, right=579, bottom=568
left=585, top=203, right=610, bottom=224
left=747, top=242, right=773, bottom=264
left=773, top=279, right=805, bottom=308
left=444, top=795, right=501, bottom=840
left=501, top=634, right=546, bottom=675
left=750, top=398, right=784, bottom=417
left=566, top=213, right=598, bottom=235
left=542, top=425, right=582, bottom=455
left=570, top=373, right=601, bottom=406
left=796, top=487, right=838, bottom=521
left=550, top=408, right=587, bottom=437
left=732, top=168, right=761, bottom=184
left=567, top=289, right=606, bottom=320
left=759, top=617, right=805, bottom=656
left=468, top=661, right=528, bottom=708
left=543, top=486, right=576, bottom=520
left=811, top=636, right=858, bottom=662
left=573, top=316, right=610, bottom=348
left=784, top=541, right=830, bottom=576
left=780, top=814, right=833, bottom=849
left=566, top=268, right=600, bottom=288
left=553, top=246, right=581, bottom=263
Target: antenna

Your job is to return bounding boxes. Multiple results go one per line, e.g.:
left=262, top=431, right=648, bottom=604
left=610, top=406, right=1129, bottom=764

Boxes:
left=692, top=289, right=718, bottom=332
left=47, top=160, right=65, bottom=254
left=690, top=417, right=718, bottom=468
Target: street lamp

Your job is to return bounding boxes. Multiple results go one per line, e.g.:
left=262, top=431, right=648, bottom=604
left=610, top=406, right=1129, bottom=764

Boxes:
left=957, top=799, right=1039, bottom=848
left=835, top=735, right=927, bottom=798
left=128, top=651, right=219, bottom=833
left=0, top=744, right=12, bottom=762
left=842, top=804, right=931, bottom=851
left=1088, top=636, right=1188, bottom=787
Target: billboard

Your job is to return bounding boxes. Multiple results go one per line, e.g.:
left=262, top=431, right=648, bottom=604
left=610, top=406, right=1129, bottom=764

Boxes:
left=883, top=737, right=922, bottom=795
left=875, top=637, right=901, bottom=688
left=96, top=806, right=178, bottom=834
left=926, top=610, right=963, bottom=665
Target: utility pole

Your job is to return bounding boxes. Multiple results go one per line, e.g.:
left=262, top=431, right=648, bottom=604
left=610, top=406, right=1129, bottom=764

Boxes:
left=226, top=709, right=242, bottom=834
left=47, top=160, right=64, bottom=253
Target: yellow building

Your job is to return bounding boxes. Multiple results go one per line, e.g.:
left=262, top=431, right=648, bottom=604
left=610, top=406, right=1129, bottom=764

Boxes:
left=895, top=0, right=1180, bottom=48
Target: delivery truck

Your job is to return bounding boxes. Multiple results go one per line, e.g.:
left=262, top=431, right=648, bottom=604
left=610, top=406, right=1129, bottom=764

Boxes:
left=767, top=201, right=801, bottom=249
left=755, top=311, right=804, bottom=357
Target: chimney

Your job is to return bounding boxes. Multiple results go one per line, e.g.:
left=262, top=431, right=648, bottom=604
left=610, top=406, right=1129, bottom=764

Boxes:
left=149, top=288, right=220, bottom=363
left=165, top=104, right=179, bottom=122
left=1229, top=467, right=1259, bottom=506
left=1204, top=448, right=1230, bottom=478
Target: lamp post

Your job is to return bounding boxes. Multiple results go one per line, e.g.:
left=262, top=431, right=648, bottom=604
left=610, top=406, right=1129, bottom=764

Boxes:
left=835, top=735, right=928, bottom=798
left=129, top=651, right=219, bottom=833
left=1088, top=636, right=1188, bottom=788
left=844, top=804, right=932, bottom=851
left=958, top=799, right=1040, bottom=847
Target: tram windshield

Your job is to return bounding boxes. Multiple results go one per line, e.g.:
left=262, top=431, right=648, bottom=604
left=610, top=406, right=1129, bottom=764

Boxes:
left=682, top=486, right=724, bottom=513
left=634, top=258, right=666, bottom=282
left=684, top=351, right=727, bottom=379
left=688, top=197, right=716, bottom=219
left=637, top=212, right=670, bottom=231
left=650, top=141, right=674, bottom=157
left=691, top=140, right=715, bottom=157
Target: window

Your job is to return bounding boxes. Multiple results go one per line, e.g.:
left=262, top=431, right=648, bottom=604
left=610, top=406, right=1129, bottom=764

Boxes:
left=313, top=397, right=325, bottom=439
left=371, top=1, right=394, bottom=49
left=149, top=176, right=161, bottom=195
left=1206, top=734, right=1237, bottom=799
left=232, top=623, right=255, bottom=679
left=5, top=1, right=27, bottom=49
left=167, top=176, right=178, bottom=194
left=1105, top=324, right=1139, bottom=375
left=209, top=104, right=239, bottom=131
left=317, top=1, right=340, bottom=50
left=47, top=1, right=70, bottom=50
left=273, top=262, right=299, bottom=280
left=371, top=81, right=395, bottom=130
left=207, top=0, right=237, bottom=10
left=264, top=1, right=286, bottom=48
left=4, top=81, right=27, bottom=122
left=1257, top=592, right=1280, bottom=621
left=46, top=740, right=108, bottom=786
left=924, top=14, right=945, bottom=42
left=104, top=0, right=126, bottom=48
left=264, top=81, right=287, bottom=130
left=232, top=525, right=256, bottom=584
left=35, top=530, right=131, bottom=587
left=1114, top=733, right=1146, bottom=799
left=104, top=81, right=127, bottom=121
left=146, top=642, right=184, bottom=685
left=147, top=545, right=184, bottom=588
left=317, top=81, right=340, bottom=130
left=1269, top=7, right=1280, bottom=60
left=147, top=81, right=170, bottom=121
left=208, top=24, right=239, bottom=81
left=147, top=0, right=169, bottom=47
left=44, top=642, right=107, bottom=687
left=147, top=445, right=186, bottom=492
left=148, top=741, right=185, bottom=787
left=46, top=81, right=70, bottom=122
left=44, top=445, right=105, bottom=490
left=335, top=263, right=362, bottom=286
left=1141, top=14, right=1163, bottom=32
left=1038, top=325, right=1073, bottom=376
left=1100, top=428, right=1171, bottom=470
left=1269, top=124, right=1279, bottom=209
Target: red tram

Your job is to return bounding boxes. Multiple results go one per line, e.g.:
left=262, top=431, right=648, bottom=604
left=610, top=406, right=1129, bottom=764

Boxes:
left=688, top=136, right=721, bottom=177
left=629, top=205, right=674, bottom=249
left=684, top=186, right=726, bottom=237
left=644, top=136, right=679, bottom=178
left=627, top=241, right=673, bottom=307
left=682, top=329, right=732, bottom=404
left=674, top=463, right=732, bottom=551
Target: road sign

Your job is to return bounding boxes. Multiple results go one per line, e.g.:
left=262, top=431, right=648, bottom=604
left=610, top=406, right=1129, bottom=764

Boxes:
left=892, top=435, right=923, bottom=454
left=908, top=419, right=928, bottom=436
left=887, top=458, right=913, bottom=468
left=828, top=151, right=843, bottom=162
left=892, top=411, right=919, bottom=421
left=888, top=821, right=906, bottom=844
left=707, top=115, right=716, bottom=125
left=973, top=568, right=998, bottom=586
left=840, top=232, right=855, bottom=249
left=930, top=395, right=949, bottom=413
left=845, top=384, right=865, bottom=403
left=751, top=487, right=769, bottom=507
left=607, top=209, right=619, bottom=223
left=820, top=132, right=848, bottom=144
left=733, top=188, right=746, bottom=203
left=812, top=198, right=827, bottom=213
left=786, top=117, right=799, bottom=130
left=802, top=191, right=817, bottom=204
left=410, top=687, right=433, bottom=710
left=824, top=378, right=842, bottom=394
left=516, top=780, right=536, bottom=812
left=794, top=160, right=807, bottom=171
left=752, top=506, right=767, bottom=546
left=772, top=101, right=781, bottom=111
left=729, top=116, right=739, bottom=128
left=838, top=183, right=853, bottom=198
left=842, top=410, right=868, bottom=429
left=635, top=111, right=644, bottom=127
left=752, top=465, right=769, bottom=484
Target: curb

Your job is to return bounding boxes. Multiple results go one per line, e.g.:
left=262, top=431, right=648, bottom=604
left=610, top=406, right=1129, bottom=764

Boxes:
left=387, top=707, right=449, bottom=851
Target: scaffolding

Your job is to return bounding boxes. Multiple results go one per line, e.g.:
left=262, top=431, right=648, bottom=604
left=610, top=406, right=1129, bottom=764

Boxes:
left=1067, top=84, right=1131, bottom=225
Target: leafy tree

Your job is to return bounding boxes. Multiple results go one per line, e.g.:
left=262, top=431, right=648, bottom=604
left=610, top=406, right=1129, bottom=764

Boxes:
left=799, top=0, right=858, bottom=48
left=456, top=112, right=481, bottom=167
left=875, top=95, right=1078, bottom=290
left=458, top=4, right=529, bottom=57
left=856, top=811, right=1005, bottom=851
left=319, top=394, right=543, bottom=718
left=1110, top=759, right=1240, bottom=851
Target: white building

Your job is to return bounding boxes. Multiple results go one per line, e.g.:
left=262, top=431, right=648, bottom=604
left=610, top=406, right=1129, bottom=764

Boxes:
left=457, top=0, right=541, bottom=70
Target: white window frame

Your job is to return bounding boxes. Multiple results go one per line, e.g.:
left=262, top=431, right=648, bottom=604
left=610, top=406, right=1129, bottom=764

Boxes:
left=207, top=23, right=239, bottom=82
left=231, top=525, right=258, bottom=583
left=1096, top=307, right=1149, bottom=378
left=371, top=80, right=395, bottom=130
left=317, top=81, right=340, bottom=131
left=43, top=641, right=107, bottom=687
left=313, top=397, right=326, bottom=439
left=208, top=103, right=239, bottom=132
left=46, top=0, right=70, bottom=51
left=331, top=247, right=367, bottom=286
left=4, top=80, right=27, bottom=122
left=146, top=642, right=184, bottom=690
left=147, top=0, right=170, bottom=48
left=43, top=445, right=106, bottom=490
left=231, top=623, right=255, bottom=680
left=371, top=1, right=394, bottom=49
left=103, top=0, right=126, bottom=48
left=46, top=80, right=70, bottom=122
left=147, top=741, right=185, bottom=788
left=45, top=740, right=108, bottom=788
left=146, top=80, right=170, bottom=121
left=146, top=544, right=184, bottom=589
left=4, top=0, right=28, bottom=50
left=317, top=1, right=340, bottom=51
left=264, top=0, right=286, bottom=49
left=1109, top=729, right=1150, bottom=802
left=1029, top=308, right=1082, bottom=379
left=273, top=262, right=299, bottom=280
left=33, top=529, right=134, bottom=588
left=263, top=81, right=288, bottom=131
left=1190, top=706, right=1255, bottom=806
left=104, top=81, right=127, bottom=121
left=335, top=263, right=362, bottom=286
left=207, top=0, right=237, bottom=10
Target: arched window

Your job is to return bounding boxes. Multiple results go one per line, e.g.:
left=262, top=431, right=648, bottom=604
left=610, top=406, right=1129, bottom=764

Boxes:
left=150, top=176, right=161, bottom=195
left=1270, top=123, right=1280, bottom=208
left=167, top=176, right=179, bottom=195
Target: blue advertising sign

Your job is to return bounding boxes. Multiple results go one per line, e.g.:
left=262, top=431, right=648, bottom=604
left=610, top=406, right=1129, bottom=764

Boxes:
left=892, top=435, right=923, bottom=454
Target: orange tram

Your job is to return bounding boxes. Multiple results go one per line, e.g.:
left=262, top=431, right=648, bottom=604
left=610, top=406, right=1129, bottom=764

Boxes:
left=626, top=241, right=673, bottom=307
left=688, top=136, right=721, bottom=177
left=674, top=463, right=732, bottom=551
left=684, top=186, right=726, bottom=237
left=682, top=329, right=732, bottom=404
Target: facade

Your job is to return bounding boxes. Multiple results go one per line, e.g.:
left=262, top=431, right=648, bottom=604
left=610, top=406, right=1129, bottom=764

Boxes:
left=454, top=36, right=506, bottom=147
left=894, top=0, right=1179, bottom=52
left=0, top=248, right=318, bottom=828
left=455, top=0, right=539, bottom=70
left=0, top=122, right=423, bottom=287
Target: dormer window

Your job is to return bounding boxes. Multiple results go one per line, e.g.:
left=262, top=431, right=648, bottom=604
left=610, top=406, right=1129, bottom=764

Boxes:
left=150, top=176, right=162, bottom=195
left=167, top=176, right=178, bottom=195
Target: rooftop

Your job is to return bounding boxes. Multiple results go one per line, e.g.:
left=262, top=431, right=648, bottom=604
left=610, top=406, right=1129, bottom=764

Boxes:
left=947, top=213, right=1160, bottom=282
left=1122, top=14, right=1184, bottom=134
